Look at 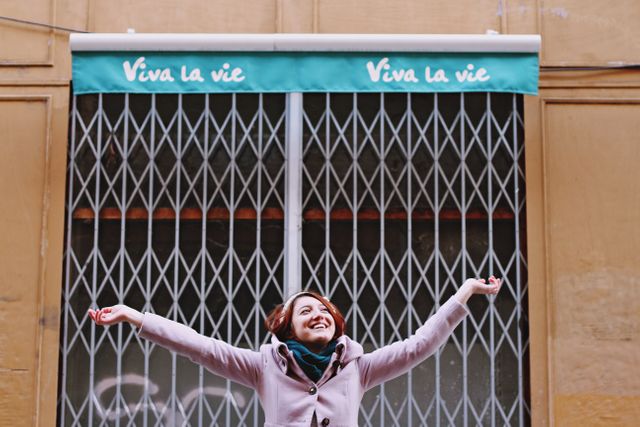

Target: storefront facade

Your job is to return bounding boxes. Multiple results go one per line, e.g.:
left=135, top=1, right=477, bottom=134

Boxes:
left=1, top=1, right=638, bottom=426
left=56, top=34, right=536, bottom=426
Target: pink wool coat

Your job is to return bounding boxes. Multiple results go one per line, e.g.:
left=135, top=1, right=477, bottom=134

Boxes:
left=138, top=296, right=469, bottom=427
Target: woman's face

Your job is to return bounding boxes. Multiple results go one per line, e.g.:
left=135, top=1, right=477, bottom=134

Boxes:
left=290, top=296, right=336, bottom=352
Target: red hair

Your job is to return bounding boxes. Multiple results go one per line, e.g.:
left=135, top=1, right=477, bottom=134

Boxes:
left=264, top=291, right=346, bottom=341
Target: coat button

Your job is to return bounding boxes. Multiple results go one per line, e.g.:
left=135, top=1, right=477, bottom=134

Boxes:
left=321, top=418, right=330, bottom=426
left=308, top=386, right=317, bottom=395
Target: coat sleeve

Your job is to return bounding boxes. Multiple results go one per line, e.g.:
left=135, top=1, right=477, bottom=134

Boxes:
left=138, top=313, right=262, bottom=389
left=358, top=296, right=469, bottom=391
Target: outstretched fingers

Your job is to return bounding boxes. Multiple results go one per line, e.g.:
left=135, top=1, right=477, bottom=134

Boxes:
left=468, top=276, right=502, bottom=295
left=487, top=276, right=502, bottom=294
left=88, top=308, right=100, bottom=325
left=88, top=307, right=111, bottom=325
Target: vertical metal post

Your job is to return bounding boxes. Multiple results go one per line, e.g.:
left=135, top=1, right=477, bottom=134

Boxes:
left=172, top=93, right=183, bottom=425
left=284, top=92, right=303, bottom=296
left=324, top=93, right=331, bottom=297
left=60, top=94, right=78, bottom=427
left=255, top=93, right=264, bottom=427
left=513, top=93, right=524, bottom=427
left=433, top=92, right=441, bottom=427
left=406, top=92, right=414, bottom=427
left=351, top=93, right=359, bottom=339
left=460, top=92, right=468, bottom=427
left=199, top=93, right=210, bottom=427
left=143, top=93, right=157, bottom=427
left=115, top=93, right=129, bottom=427
left=88, top=93, right=104, bottom=426
left=487, top=92, right=496, bottom=427
left=227, top=93, right=237, bottom=425
left=378, top=92, right=386, bottom=425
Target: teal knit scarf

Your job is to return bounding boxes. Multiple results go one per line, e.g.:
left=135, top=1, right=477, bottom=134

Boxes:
left=285, top=339, right=337, bottom=383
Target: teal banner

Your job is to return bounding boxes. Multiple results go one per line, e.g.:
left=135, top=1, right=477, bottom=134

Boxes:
left=72, top=51, right=539, bottom=95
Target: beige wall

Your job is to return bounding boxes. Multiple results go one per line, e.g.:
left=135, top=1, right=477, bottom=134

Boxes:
left=525, top=87, right=640, bottom=426
left=545, top=97, right=639, bottom=424
left=1, top=0, right=638, bottom=425
left=0, top=89, right=67, bottom=426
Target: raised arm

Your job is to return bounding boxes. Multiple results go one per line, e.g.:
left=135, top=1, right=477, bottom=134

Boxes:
left=358, top=276, right=501, bottom=391
left=88, top=305, right=262, bottom=389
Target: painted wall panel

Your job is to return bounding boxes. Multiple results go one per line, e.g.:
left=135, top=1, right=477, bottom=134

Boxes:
left=0, top=98, right=48, bottom=426
left=0, top=88, right=68, bottom=426
left=90, top=0, right=278, bottom=33
left=544, top=101, right=640, bottom=425
left=0, top=0, right=53, bottom=64
left=316, top=0, right=502, bottom=34
left=279, top=0, right=313, bottom=33
left=539, top=0, right=640, bottom=65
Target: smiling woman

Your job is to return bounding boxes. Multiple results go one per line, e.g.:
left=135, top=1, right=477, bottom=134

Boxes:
left=265, top=292, right=345, bottom=351
left=288, top=296, right=338, bottom=352
left=88, top=277, right=501, bottom=427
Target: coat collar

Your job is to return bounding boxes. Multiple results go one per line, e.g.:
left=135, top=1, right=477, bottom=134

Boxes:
left=271, top=334, right=364, bottom=374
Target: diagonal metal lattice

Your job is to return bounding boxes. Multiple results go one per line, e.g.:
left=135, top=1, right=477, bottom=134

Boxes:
left=300, top=93, right=528, bottom=427
left=60, top=93, right=287, bottom=426
left=59, top=91, right=528, bottom=426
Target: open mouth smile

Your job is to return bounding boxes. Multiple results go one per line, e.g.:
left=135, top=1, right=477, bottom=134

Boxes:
left=310, top=324, right=328, bottom=330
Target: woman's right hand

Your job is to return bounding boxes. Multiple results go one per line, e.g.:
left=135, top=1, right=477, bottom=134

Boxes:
left=88, top=305, right=143, bottom=329
left=454, top=276, right=503, bottom=305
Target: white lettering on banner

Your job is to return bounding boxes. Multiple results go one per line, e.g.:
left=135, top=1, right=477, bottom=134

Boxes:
left=181, top=66, right=204, bottom=82
left=210, top=63, right=245, bottom=82
left=455, top=64, right=491, bottom=83
left=366, top=58, right=492, bottom=86
left=120, top=57, right=493, bottom=88
left=123, top=57, right=175, bottom=82
left=424, top=66, right=449, bottom=83
left=122, top=58, right=245, bottom=84
left=366, top=58, right=419, bottom=83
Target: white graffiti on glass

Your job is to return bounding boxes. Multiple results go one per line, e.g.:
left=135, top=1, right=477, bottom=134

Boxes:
left=93, top=373, right=248, bottom=423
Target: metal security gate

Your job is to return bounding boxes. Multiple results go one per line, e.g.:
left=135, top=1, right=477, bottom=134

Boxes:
left=299, top=93, right=528, bottom=426
left=59, top=91, right=529, bottom=426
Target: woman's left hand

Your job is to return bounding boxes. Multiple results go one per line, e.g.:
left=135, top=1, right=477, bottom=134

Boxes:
left=88, top=304, right=143, bottom=328
left=454, top=276, right=502, bottom=305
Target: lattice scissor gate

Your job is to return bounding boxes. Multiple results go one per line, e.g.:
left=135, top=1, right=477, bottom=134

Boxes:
left=59, top=92, right=529, bottom=426
left=300, top=93, right=529, bottom=426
